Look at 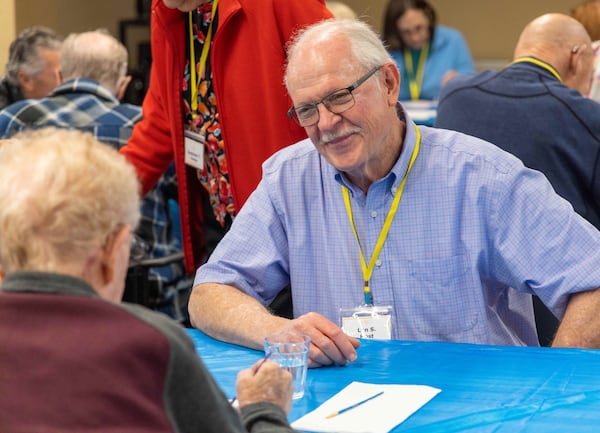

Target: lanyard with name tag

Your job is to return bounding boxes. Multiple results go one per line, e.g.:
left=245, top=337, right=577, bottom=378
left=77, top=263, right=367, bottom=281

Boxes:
left=340, top=305, right=393, bottom=340
left=184, top=129, right=205, bottom=170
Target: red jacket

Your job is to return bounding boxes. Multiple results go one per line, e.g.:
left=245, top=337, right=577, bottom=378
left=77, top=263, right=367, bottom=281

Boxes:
left=121, top=0, right=332, bottom=273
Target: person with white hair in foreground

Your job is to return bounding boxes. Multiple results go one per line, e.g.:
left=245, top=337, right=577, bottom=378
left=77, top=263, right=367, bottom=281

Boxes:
left=0, top=128, right=297, bottom=433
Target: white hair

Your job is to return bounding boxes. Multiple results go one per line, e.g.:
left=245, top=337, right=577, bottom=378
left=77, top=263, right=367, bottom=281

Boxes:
left=285, top=18, right=393, bottom=90
left=0, top=128, right=140, bottom=272
left=60, top=29, right=128, bottom=95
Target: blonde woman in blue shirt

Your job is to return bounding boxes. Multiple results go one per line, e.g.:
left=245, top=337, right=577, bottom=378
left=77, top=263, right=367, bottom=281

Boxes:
left=383, top=0, right=474, bottom=101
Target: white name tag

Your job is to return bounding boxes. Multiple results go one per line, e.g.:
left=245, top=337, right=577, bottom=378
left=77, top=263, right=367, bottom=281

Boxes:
left=184, top=129, right=205, bottom=170
left=340, top=305, right=393, bottom=340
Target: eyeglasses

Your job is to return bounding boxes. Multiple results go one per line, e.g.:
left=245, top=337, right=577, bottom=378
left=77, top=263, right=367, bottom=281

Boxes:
left=130, top=234, right=149, bottom=263
left=287, top=66, right=382, bottom=127
left=399, top=23, right=429, bottom=38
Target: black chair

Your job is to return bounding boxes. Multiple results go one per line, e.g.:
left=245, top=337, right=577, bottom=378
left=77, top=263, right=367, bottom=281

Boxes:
left=124, top=252, right=185, bottom=308
left=533, top=296, right=559, bottom=347
left=268, top=284, right=293, bottom=319
left=124, top=243, right=194, bottom=326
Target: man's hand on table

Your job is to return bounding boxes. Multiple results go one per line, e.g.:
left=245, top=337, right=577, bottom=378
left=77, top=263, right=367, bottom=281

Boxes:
left=281, top=312, right=360, bottom=368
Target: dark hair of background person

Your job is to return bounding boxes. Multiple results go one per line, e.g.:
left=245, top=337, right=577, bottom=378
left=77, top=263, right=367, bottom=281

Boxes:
left=4, top=26, right=62, bottom=86
left=383, top=0, right=437, bottom=51
left=571, top=0, right=600, bottom=41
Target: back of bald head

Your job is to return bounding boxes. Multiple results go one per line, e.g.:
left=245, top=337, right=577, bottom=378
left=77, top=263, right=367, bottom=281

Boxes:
left=514, top=13, right=591, bottom=62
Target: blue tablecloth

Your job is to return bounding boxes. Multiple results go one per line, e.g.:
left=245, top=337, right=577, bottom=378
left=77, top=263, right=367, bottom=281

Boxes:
left=186, top=329, right=600, bottom=432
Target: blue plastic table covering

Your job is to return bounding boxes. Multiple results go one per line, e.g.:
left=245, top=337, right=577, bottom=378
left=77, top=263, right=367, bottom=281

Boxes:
left=186, top=329, right=600, bottom=432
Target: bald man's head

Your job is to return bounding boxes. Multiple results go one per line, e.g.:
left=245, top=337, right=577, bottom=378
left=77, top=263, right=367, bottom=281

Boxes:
left=514, top=13, right=594, bottom=95
left=515, top=14, right=591, bottom=58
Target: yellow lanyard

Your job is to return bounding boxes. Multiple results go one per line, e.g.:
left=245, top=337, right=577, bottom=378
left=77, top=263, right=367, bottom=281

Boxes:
left=342, top=125, right=421, bottom=306
left=512, top=56, right=562, bottom=82
left=188, top=0, right=219, bottom=119
left=404, top=42, right=429, bottom=100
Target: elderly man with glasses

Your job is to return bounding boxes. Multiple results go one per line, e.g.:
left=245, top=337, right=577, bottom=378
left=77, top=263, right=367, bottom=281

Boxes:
left=189, top=18, right=600, bottom=367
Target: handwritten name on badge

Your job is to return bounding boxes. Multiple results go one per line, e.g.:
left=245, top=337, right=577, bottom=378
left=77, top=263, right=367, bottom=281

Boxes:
left=340, top=306, right=392, bottom=340
left=184, top=130, right=205, bottom=170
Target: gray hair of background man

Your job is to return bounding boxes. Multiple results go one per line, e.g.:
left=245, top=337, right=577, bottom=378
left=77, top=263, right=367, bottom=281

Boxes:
left=4, top=26, right=63, bottom=86
left=284, top=18, right=393, bottom=90
left=0, top=128, right=140, bottom=272
left=60, top=29, right=129, bottom=96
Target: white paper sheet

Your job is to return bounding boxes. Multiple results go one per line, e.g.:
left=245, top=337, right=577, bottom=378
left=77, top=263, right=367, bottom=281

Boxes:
left=291, top=381, right=441, bottom=433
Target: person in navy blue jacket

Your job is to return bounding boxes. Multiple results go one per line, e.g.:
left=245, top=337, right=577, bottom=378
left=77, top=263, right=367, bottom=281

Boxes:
left=435, top=13, right=599, bottom=346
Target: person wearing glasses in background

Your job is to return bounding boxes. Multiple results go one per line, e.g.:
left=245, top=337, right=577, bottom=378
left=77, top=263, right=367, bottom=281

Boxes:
left=189, top=18, right=600, bottom=368
left=382, top=0, right=474, bottom=101
left=0, top=26, right=63, bottom=110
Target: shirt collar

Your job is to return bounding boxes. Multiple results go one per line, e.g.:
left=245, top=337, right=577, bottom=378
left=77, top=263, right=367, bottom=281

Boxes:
left=510, top=56, right=562, bottom=81
left=51, top=78, right=120, bottom=103
left=1, top=271, right=99, bottom=298
left=0, top=77, right=24, bottom=104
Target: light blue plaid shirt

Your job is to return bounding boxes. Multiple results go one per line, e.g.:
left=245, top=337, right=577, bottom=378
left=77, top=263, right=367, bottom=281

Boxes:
left=196, top=107, right=600, bottom=346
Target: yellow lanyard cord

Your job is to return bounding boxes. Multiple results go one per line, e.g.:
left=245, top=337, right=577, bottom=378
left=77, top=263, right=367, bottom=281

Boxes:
left=404, top=42, right=429, bottom=100
left=342, top=125, right=421, bottom=306
left=512, top=56, right=562, bottom=82
left=188, top=0, right=219, bottom=119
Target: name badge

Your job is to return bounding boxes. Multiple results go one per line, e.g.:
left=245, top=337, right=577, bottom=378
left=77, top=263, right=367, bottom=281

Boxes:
left=184, top=129, right=205, bottom=170
left=340, top=305, right=393, bottom=340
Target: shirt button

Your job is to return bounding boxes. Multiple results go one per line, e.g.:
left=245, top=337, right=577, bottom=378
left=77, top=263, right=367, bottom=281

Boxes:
left=370, top=210, right=378, bottom=218
left=376, top=260, right=382, bottom=267
left=391, top=187, right=398, bottom=195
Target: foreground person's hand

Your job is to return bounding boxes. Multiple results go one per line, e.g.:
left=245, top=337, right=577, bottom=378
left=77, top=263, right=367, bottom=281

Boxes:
left=236, top=360, right=294, bottom=414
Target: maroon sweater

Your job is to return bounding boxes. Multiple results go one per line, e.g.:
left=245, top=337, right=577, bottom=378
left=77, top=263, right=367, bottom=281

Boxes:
left=0, top=271, right=294, bottom=433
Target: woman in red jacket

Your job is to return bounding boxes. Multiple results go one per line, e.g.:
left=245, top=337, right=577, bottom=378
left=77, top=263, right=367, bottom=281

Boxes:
left=120, top=0, right=332, bottom=274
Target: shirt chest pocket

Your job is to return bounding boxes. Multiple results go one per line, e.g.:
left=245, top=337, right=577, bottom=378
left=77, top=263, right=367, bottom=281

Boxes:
left=406, top=253, right=482, bottom=340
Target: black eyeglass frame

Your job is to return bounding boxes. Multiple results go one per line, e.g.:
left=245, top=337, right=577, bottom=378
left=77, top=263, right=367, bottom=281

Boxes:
left=129, top=233, right=150, bottom=263
left=287, top=65, right=383, bottom=127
